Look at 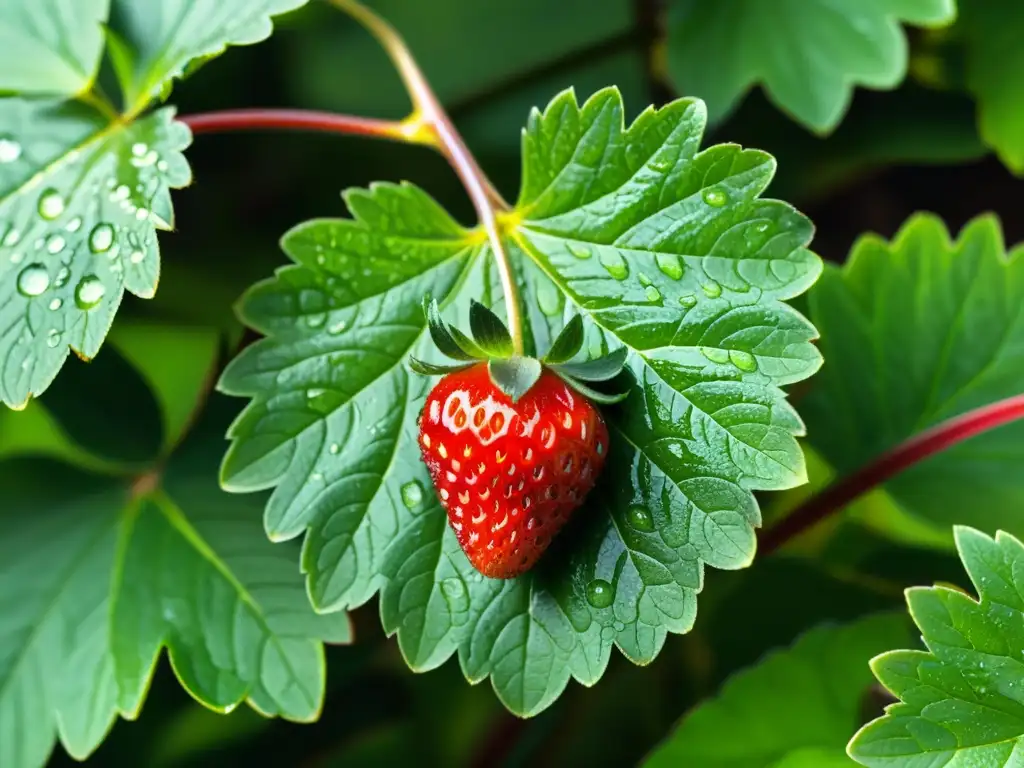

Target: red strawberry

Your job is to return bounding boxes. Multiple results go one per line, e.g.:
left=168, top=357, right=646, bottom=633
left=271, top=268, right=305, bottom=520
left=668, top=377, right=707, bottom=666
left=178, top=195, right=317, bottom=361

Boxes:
left=418, top=363, right=609, bottom=578
left=409, top=298, right=628, bottom=579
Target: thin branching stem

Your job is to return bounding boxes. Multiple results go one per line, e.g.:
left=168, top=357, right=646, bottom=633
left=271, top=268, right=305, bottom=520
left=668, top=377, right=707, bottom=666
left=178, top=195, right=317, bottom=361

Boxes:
left=180, top=109, right=421, bottom=142
left=760, top=393, right=1024, bottom=555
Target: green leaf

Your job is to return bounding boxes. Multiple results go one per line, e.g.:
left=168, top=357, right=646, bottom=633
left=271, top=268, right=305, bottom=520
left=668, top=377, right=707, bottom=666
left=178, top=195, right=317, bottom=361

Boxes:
left=0, top=0, right=109, bottom=96
left=0, top=447, right=349, bottom=767
left=554, top=373, right=629, bottom=406
left=220, top=88, right=822, bottom=715
left=408, top=358, right=476, bottom=376
left=848, top=526, right=1024, bottom=766
left=552, top=346, right=628, bottom=382
left=0, top=98, right=192, bottom=409
left=645, top=613, right=911, bottom=768
left=487, top=356, right=542, bottom=402
left=425, top=296, right=481, bottom=361
left=960, top=0, right=1024, bottom=173
left=543, top=314, right=585, bottom=363
left=666, top=0, right=957, bottom=132
left=109, top=0, right=311, bottom=111
left=469, top=299, right=513, bottom=357
left=802, top=214, right=1024, bottom=546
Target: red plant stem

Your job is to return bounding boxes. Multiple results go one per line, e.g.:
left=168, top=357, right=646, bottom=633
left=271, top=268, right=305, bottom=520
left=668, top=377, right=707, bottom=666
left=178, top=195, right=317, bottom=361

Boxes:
left=760, top=393, right=1024, bottom=555
left=179, top=109, right=415, bottom=142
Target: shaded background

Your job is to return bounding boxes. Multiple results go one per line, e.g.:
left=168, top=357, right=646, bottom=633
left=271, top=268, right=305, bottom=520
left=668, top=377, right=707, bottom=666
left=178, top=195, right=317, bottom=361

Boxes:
left=43, top=0, right=1017, bottom=765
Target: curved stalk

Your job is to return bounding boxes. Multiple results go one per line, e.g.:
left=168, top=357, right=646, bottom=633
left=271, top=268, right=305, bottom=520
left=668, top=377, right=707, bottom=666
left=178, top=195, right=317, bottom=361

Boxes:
left=760, top=393, right=1024, bottom=555
left=326, top=0, right=525, bottom=355
left=180, top=109, right=420, bottom=142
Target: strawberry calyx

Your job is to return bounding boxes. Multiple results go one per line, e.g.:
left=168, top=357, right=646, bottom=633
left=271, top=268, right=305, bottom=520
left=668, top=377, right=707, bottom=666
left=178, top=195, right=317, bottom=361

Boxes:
left=409, top=297, right=629, bottom=404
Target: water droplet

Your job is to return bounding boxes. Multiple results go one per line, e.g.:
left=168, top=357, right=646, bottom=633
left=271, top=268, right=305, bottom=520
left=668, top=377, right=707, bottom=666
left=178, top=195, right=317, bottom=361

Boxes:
left=130, top=250, right=144, bottom=264
left=755, top=221, right=772, bottom=234
left=613, top=620, right=625, bottom=632
left=655, top=253, right=684, bottom=280
left=702, top=188, right=728, bottom=207
left=729, top=350, right=758, bottom=372
left=3, top=228, right=19, bottom=246
left=45, top=234, right=65, bottom=254
left=441, top=577, right=466, bottom=600
left=46, top=329, right=61, bottom=348
left=0, top=136, right=21, bottom=163
left=16, top=264, right=49, bottom=297
left=132, top=142, right=148, bottom=157
left=157, top=159, right=169, bottom=173
left=644, top=285, right=662, bottom=303
left=65, top=217, right=82, bottom=233
left=306, top=313, right=326, bottom=329
left=536, top=282, right=562, bottom=316
left=600, top=625, right=615, bottom=641
left=329, top=442, right=340, bottom=455
left=311, top=472, right=324, bottom=483
left=48, top=298, right=62, bottom=310
left=599, top=250, right=628, bottom=280
left=702, top=281, right=722, bottom=299
left=328, top=319, right=348, bottom=334
left=135, top=207, right=150, bottom=221
left=110, top=184, right=130, bottom=202
left=637, top=272, right=652, bottom=287
left=89, top=223, right=115, bottom=253
left=9, top=251, right=23, bottom=264
left=74, top=275, right=105, bottom=309
left=679, top=294, right=697, bottom=309
left=627, top=505, right=654, bottom=532
left=305, top=388, right=333, bottom=414
left=38, top=189, right=65, bottom=220
left=401, top=480, right=424, bottom=510
left=701, top=347, right=730, bottom=364
left=586, top=579, right=614, bottom=609
left=54, top=266, right=70, bottom=287
left=567, top=243, right=592, bottom=260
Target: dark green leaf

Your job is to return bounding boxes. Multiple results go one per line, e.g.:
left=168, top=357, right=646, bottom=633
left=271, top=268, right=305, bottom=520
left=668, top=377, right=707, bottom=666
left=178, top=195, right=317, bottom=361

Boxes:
left=220, top=88, right=821, bottom=715
left=848, top=526, right=1024, bottom=766
left=802, top=214, right=1024, bottom=547
left=552, top=346, right=628, bottom=382
left=0, top=447, right=349, bottom=768
left=408, top=358, right=475, bottom=376
left=109, top=0, right=311, bottom=112
left=469, top=299, right=513, bottom=357
left=645, top=613, right=910, bottom=768
left=0, top=99, right=191, bottom=409
left=0, top=0, right=109, bottom=95
left=666, top=0, right=956, bottom=132
left=487, top=356, right=542, bottom=402
left=425, top=296, right=480, bottom=361
left=555, top=372, right=629, bottom=405
left=543, top=314, right=585, bottom=363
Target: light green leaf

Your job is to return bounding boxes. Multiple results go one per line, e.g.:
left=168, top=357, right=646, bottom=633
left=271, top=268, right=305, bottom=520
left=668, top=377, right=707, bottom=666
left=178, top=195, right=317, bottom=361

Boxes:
left=802, top=214, right=1024, bottom=546
left=645, top=613, right=910, bottom=768
left=960, top=0, right=1024, bottom=173
left=848, top=527, right=1024, bottom=766
left=0, top=0, right=109, bottom=95
left=0, top=448, right=349, bottom=768
left=219, top=87, right=821, bottom=716
left=666, top=0, right=957, bottom=132
left=0, top=98, right=192, bottom=409
left=110, top=0, right=311, bottom=111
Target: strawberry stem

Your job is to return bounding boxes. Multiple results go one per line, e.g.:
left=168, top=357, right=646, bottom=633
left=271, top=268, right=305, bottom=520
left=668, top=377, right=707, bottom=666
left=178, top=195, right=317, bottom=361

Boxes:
left=327, top=0, right=527, bottom=356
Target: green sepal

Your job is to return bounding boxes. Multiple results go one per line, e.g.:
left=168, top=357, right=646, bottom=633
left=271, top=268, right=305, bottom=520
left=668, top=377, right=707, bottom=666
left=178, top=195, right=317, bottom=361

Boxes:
left=423, top=296, right=480, bottom=362
left=543, top=315, right=585, bottom=364
left=551, top=347, right=628, bottom=382
left=469, top=300, right=514, bottom=358
left=407, top=358, right=477, bottom=376
left=487, top=357, right=543, bottom=403
left=448, top=326, right=489, bottom=360
left=554, top=372, right=630, bottom=405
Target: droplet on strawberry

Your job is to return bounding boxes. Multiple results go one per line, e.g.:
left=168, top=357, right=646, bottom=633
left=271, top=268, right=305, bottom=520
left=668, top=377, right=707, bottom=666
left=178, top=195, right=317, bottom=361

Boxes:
left=418, top=363, right=609, bottom=578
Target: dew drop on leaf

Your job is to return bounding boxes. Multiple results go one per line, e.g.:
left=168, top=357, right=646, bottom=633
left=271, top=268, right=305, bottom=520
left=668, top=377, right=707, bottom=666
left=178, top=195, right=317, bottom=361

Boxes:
left=16, top=264, right=50, bottom=297
left=702, top=281, right=722, bottom=299
left=567, top=243, right=592, bottom=260
left=679, top=294, right=697, bottom=309
left=536, top=281, right=562, bottom=316
left=655, top=253, right=684, bottom=280
left=65, top=217, right=82, bottom=233
left=37, top=189, right=65, bottom=220
left=48, top=298, right=62, bottom=311
left=130, top=250, right=145, bottom=264
left=441, top=577, right=466, bottom=600
left=89, top=223, right=115, bottom=253
left=586, top=579, right=614, bottom=608
left=637, top=272, right=652, bottom=287
left=700, top=347, right=730, bottom=364
left=329, top=442, right=340, bottom=455
left=645, top=285, right=662, bottom=303
left=401, top=480, right=424, bottom=510
left=54, top=266, right=70, bottom=288
left=599, top=250, right=628, bottom=280
left=45, top=234, right=65, bottom=254
left=702, top=187, right=728, bottom=207
left=729, top=350, right=758, bottom=372
left=627, top=505, right=654, bottom=532
left=74, top=275, right=105, bottom=309
left=0, top=135, right=21, bottom=163
left=46, top=329, right=61, bottom=348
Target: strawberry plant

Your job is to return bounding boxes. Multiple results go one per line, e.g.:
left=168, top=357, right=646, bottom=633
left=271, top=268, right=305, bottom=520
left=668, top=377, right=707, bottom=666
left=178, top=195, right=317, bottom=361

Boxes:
left=2, top=1, right=1023, bottom=766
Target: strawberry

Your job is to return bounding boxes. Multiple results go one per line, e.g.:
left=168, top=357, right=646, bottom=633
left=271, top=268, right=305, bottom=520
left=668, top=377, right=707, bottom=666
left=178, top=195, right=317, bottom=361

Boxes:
left=418, top=363, right=609, bottom=578
left=410, top=298, right=628, bottom=579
